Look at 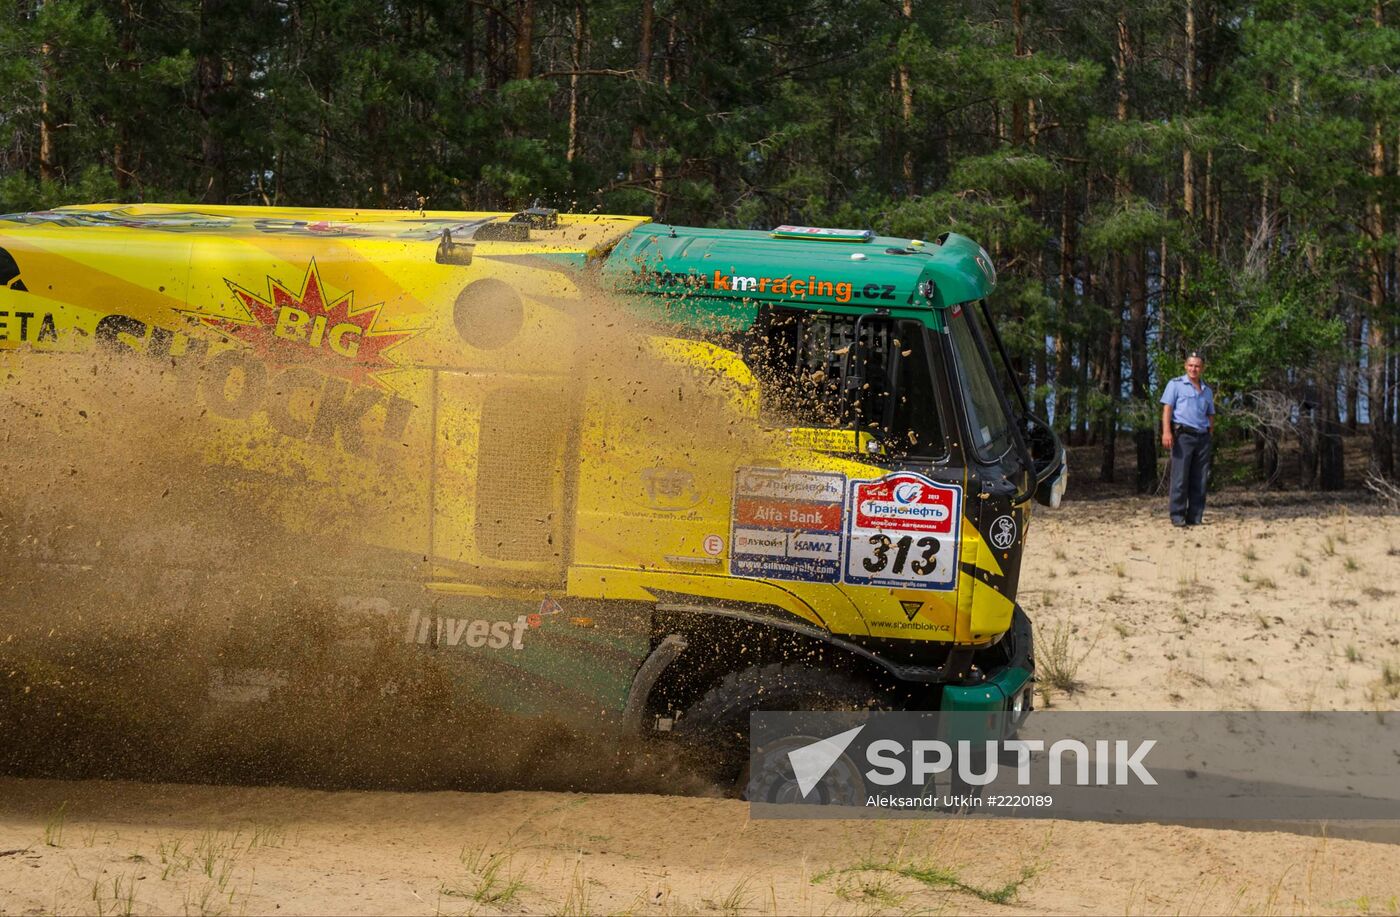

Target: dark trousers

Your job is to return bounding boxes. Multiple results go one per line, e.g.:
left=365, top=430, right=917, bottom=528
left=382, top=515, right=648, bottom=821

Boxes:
left=1169, top=426, right=1211, bottom=523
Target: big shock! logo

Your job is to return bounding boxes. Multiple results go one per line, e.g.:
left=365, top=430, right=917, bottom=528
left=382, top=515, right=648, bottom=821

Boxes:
left=208, top=260, right=412, bottom=388
left=89, top=261, right=421, bottom=463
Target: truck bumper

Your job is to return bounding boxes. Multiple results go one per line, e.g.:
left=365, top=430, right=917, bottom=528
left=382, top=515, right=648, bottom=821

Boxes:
left=938, top=605, right=1034, bottom=728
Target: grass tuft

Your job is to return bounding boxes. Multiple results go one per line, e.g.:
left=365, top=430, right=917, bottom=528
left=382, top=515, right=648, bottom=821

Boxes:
left=445, top=846, right=526, bottom=906
left=1039, top=620, right=1087, bottom=693
left=816, top=859, right=1040, bottom=906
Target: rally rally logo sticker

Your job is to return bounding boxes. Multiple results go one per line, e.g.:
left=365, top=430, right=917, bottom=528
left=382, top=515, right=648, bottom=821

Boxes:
left=730, top=468, right=845, bottom=584
left=843, top=472, right=962, bottom=590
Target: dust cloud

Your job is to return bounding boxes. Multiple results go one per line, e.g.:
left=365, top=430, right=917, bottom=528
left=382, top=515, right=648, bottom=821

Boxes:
left=0, top=276, right=768, bottom=795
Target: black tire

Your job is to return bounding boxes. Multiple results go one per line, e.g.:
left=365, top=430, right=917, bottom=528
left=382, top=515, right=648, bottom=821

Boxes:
left=673, top=662, right=884, bottom=790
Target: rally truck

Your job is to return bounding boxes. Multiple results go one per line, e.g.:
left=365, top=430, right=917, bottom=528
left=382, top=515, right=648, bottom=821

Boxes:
left=0, top=204, right=1065, bottom=780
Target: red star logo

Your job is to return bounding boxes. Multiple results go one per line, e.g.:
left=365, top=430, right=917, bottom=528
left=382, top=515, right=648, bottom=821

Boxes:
left=208, top=260, right=411, bottom=388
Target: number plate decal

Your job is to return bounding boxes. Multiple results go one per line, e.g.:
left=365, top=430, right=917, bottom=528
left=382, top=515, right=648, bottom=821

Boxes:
left=843, top=472, right=962, bottom=590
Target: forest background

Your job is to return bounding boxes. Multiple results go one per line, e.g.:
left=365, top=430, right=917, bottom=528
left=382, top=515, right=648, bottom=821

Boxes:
left=2, top=0, right=1397, bottom=491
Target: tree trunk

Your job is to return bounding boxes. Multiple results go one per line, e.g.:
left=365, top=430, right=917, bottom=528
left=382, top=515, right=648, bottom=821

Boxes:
left=1130, top=252, right=1155, bottom=492
left=38, top=38, right=55, bottom=183
left=1366, top=1, right=1392, bottom=476
left=1076, top=257, right=1094, bottom=445
left=1298, top=381, right=1318, bottom=488
left=1053, top=187, right=1074, bottom=431
left=1206, top=149, right=1220, bottom=256
left=196, top=0, right=227, bottom=202
left=1180, top=0, right=1195, bottom=295
left=1100, top=10, right=1130, bottom=483
left=651, top=17, right=675, bottom=219
left=1346, top=304, right=1362, bottom=431
left=1099, top=265, right=1121, bottom=483
left=462, top=1, right=475, bottom=83
left=1320, top=373, right=1346, bottom=490
left=514, top=0, right=534, bottom=80
left=114, top=0, right=137, bottom=193
left=629, top=0, right=654, bottom=184
left=900, top=0, right=914, bottom=190
left=1012, top=0, right=1026, bottom=147
left=484, top=6, right=498, bottom=90
left=566, top=2, right=584, bottom=163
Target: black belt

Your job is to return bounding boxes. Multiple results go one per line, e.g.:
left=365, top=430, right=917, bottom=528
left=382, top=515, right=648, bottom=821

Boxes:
left=1173, top=424, right=1209, bottom=435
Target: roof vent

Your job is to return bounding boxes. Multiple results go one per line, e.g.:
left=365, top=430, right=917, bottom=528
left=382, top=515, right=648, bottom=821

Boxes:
left=770, top=225, right=873, bottom=243
left=510, top=205, right=559, bottom=229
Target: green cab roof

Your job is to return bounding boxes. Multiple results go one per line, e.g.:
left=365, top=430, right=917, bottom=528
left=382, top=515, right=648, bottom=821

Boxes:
left=601, top=224, right=996, bottom=328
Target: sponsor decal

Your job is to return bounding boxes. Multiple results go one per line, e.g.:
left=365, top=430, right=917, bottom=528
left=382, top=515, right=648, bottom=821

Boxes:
left=635, top=267, right=900, bottom=305
left=404, top=608, right=529, bottom=650
left=988, top=514, right=1018, bottom=550
left=638, top=467, right=702, bottom=512
left=206, top=259, right=415, bottom=389
left=735, top=467, right=844, bottom=503
left=0, top=247, right=60, bottom=343
left=91, top=311, right=417, bottom=463
left=844, top=472, right=962, bottom=591
left=0, top=246, right=28, bottom=292
left=730, top=467, right=845, bottom=584
left=702, top=534, right=725, bottom=556
left=0, top=309, right=58, bottom=343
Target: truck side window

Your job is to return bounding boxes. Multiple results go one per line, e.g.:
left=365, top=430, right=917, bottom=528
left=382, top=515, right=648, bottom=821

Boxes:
left=745, top=307, right=945, bottom=459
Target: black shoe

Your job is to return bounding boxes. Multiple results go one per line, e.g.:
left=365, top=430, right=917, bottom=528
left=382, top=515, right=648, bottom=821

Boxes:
left=1171, top=517, right=1187, bottom=527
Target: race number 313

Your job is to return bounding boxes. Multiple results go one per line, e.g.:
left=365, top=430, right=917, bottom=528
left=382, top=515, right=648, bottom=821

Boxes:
left=843, top=473, right=962, bottom=590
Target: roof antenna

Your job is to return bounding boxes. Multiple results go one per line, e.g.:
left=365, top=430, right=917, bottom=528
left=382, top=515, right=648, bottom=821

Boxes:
left=669, top=225, right=676, bottom=238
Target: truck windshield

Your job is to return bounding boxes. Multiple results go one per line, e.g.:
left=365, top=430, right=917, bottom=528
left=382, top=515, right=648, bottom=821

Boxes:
left=947, top=303, right=1014, bottom=461
left=744, top=307, right=946, bottom=459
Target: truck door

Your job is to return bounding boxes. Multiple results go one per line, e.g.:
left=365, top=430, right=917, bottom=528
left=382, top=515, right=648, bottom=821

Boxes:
left=944, top=301, right=1031, bottom=639
left=746, top=307, right=969, bottom=641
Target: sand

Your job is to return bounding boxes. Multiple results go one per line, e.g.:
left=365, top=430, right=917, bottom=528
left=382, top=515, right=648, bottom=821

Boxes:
left=1023, top=493, right=1400, bottom=713
left=2, top=776, right=1399, bottom=916
left=1, top=493, right=1398, bottom=916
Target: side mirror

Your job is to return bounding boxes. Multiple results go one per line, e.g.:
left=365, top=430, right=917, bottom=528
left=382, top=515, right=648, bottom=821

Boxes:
left=1035, top=464, right=1068, bottom=508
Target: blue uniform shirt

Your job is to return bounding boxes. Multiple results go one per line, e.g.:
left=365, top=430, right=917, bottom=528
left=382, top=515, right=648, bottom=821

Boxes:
left=1160, top=375, right=1215, bottom=432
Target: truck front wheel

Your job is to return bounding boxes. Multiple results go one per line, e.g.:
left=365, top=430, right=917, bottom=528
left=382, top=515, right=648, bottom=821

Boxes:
left=673, top=662, right=884, bottom=793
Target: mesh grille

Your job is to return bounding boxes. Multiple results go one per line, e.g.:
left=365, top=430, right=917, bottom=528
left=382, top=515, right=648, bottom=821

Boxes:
left=473, top=386, right=568, bottom=568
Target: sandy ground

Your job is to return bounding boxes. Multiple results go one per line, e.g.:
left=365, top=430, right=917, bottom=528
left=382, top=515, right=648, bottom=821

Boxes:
left=1024, top=493, right=1400, bottom=713
left=2, top=777, right=1400, bottom=916
left=2, top=493, right=1399, bottom=916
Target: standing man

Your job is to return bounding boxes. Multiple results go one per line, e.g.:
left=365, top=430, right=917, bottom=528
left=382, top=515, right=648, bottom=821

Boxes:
left=1160, top=351, right=1215, bottom=527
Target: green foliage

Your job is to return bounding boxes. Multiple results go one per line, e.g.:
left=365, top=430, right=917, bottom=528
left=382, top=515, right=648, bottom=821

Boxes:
left=1171, top=247, right=1345, bottom=396
left=1082, top=197, right=1177, bottom=254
